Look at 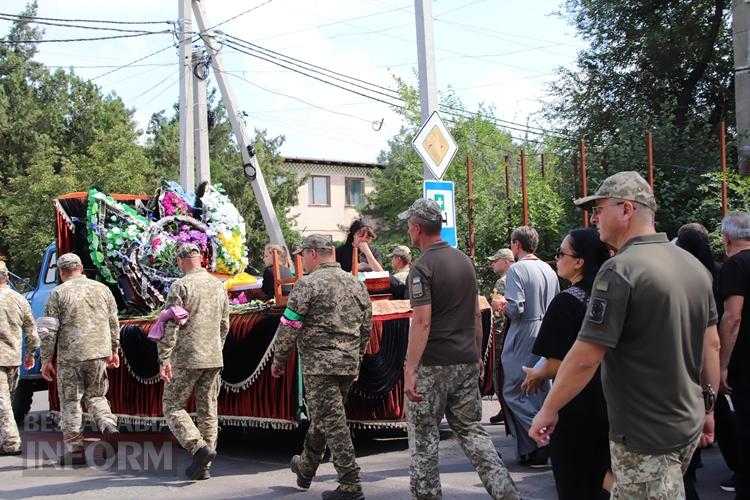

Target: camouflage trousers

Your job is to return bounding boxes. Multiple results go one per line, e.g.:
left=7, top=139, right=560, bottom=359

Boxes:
left=298, top=374, right=361, bottom=493
left=610, top=439, right=699, bottom=499
left=57, top=358, right=117, bottom=453
left=406, top=363, right=519, bottom=500
left=162, top=366, right=221, bottom=456
left=0, top=366, right=20, bottom=452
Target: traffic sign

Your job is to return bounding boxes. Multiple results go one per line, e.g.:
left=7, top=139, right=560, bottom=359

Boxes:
left=413, top=111, right=458, bottom=179
left=423, top=180, right=457, bottom=248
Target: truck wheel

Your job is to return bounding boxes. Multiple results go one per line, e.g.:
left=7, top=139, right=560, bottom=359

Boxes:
left=12, top=379, right=34, bottom=423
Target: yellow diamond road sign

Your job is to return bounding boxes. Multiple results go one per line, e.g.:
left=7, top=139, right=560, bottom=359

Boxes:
left=412, top=111, right=458, bottom=179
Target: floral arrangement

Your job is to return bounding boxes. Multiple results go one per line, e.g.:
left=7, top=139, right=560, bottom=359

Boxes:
left=200, top=185, right=248, bottom=275
left=84, top=183, right=249, bottom=311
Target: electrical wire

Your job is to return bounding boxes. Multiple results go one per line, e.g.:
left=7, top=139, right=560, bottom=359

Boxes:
left=201, top=0, right=274, bottom=33
left=0, top=15, right=161, bottom=33
left=88, top=44, right=176, bottom=81
left=0, top=30, right=172, bottom=44
left=222, top=70, right=379, bottom=124
left=140, top=76, right=179, bottom=106
left=0, top=12, right=172, bottom=25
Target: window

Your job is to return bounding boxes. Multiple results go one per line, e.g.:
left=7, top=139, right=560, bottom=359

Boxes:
left=309, top=176, right=330, bottom=206
left=45, top=252, right=57, bottom=284
left=345, top=178, right=365, bottom=207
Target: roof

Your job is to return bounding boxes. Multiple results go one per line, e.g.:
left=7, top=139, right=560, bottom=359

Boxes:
left=283, top=156, right=382, bottom=170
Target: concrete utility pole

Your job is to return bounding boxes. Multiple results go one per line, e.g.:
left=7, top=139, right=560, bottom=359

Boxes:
left=192, top=50, right=211, bottom=184
left=414, top=0, right=438, bottom=180
left=192, top=0, right=287, bottom=248
left=178, top=0, right=195, bottom=191
left=734, top=0, right=750, bottom=174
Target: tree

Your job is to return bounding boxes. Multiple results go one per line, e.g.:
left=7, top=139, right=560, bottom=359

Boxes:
left=144, top=90, right=302, bottom=271
left=363, top=84, right=567, bottom=291
left=548, top=0, right=747, bottom=239
left=0, top=3, right=159, bottom=275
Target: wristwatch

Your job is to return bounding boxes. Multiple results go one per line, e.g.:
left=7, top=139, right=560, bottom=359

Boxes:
left=703, top=384, right=716, bottom=414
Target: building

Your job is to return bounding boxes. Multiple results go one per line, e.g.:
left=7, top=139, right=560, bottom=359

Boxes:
left=284, top=157, right=380, bottom=242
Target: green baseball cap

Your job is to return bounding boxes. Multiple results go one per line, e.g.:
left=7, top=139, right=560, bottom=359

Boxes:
left=574, top=171, right=657, bottom=211
left=398, top=198, right=442, bottom=222
left=292, top=234, right=335, bottom=254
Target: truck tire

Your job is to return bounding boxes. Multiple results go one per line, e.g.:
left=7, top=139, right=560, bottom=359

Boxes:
left=12, top=379, right=34, bottom=423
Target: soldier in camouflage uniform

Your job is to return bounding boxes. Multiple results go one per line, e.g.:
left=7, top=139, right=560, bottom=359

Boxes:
left=400, top=199, right=519, bottom=500
left=40, top=253, right=120, bottom=465
left=0, top=260, right=39, bottom=455
left=271, top=234, right=372, bottom=500
left=529, top=172, right=720, bottom=499
left=158, top=243, right=230, bottom=481
left=487, top=248, right=514, bottom=426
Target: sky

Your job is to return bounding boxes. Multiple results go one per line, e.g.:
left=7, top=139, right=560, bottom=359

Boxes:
left=1, top=0, right=587, bottom=164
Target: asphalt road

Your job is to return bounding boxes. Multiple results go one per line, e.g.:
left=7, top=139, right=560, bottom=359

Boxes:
left=0, top=391, right=734, bottom=499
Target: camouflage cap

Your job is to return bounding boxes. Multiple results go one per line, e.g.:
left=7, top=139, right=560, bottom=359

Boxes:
left=293, top=234, right=335, bottom=254
left=397, top=198, right=442, bottom=222
left=574, top=171, right=657, bottom=211
left=487, top=248, right=514, bottom=262
left=57, top=253, right=82, bottom=270
left=388, top=245, right=412, bottom=259
left=176, top=242, right=201, bottom=258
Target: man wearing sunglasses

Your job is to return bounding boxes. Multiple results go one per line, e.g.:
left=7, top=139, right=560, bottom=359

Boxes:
left=529, top=171, right=720, bottom=499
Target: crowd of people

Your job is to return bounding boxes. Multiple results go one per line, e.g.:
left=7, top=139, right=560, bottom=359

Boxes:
left=0, top=168, right=746, bottom=500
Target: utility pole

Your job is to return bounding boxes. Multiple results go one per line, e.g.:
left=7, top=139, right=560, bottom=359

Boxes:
left=192, top=50, right=211, bottom=184
left=192, top=0, right=286, bottom=247
left=734, top=0, right=750, bottom=174
left=178, top=0, right=195, bottom=191
left=645, top=130, right=655, bottom=189
left=520, top=150, right=529, bottom=226
left=579, top=139, right=589, bottom=227
left=414, top=0, right=438, bottom=180
left=466, top=155, right=476, bottom=259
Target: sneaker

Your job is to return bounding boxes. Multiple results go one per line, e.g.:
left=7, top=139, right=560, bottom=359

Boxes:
left=195, top=468, right=210, bottom=480
left=720, top=474, right=736, bottom=492
left=489, top=411, right=505, bottom=425
left=185, top=445, right=216, bottom=480
left=291, top=454, right=312, bottom=489
left=60, top=450, right=87, bottom=466
left=321, top=487, right=365, bottom=500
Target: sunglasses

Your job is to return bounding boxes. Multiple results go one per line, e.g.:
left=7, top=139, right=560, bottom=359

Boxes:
left=590, top=201, right=626, bottom=216
left=555, top=248, right=579, bottom=259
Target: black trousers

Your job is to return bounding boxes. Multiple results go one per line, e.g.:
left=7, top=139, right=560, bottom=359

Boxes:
left=550, top=413, right=610, bottom=500
left=735, top=389, right=750, bottom=499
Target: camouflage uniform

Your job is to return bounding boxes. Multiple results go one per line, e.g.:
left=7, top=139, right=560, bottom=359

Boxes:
left=272, top=235, right=372, bottom=494
left=610, top=440, right=698, bottom=499
left=42, top=269, right=120, bottom=453
left=158, top=266, right=229, bottom=456
left=0, top=280, right=40, bottom=452
left=398, top=199, right=519, bottom=500
left=390, top=245, right=412, bottom=285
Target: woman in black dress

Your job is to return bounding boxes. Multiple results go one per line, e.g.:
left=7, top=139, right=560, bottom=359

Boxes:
left=335, top=218, right=383, bottom=273
left=521, top=228, right=611, bottom=500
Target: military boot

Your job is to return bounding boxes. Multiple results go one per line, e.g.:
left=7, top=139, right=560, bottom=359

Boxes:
left=185, top=445, right=216, bottom=480
left=290, top=454, right=312, bottom=489
left=0, top=448, right=22, bottom=457
left=321, top=487, right=365, bottom=500
left=101, top=423, right=119, bottom=455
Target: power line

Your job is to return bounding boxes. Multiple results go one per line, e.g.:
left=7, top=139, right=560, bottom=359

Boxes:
left=201, top=0, right=274, bottom=33
left=89, top=44, right=176, bottom=81
left=0, top=30, right=172, bottom=45
left=219, top=33, right=573, bottom=139
left=48, top=62, right=174, bottom=69
left=218, top=39, right=407, bottom=110
left=0, top=14, right=161, bottom=34
left=141, top=76, right=179, bottom=106
left=0, top=12, right=171, bottom=25
left=222, top=70, right=378, bottom=124
left=130, top=72, right=175, bottom=101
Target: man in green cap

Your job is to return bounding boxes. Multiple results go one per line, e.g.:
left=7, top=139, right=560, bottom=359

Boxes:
left=158, top=242, right=230, bottom=480
left=487, top=248, right=514, bottom=425
left=389, top=245, right=412, bottom=285
left=400, top=198, right=519, bottom=499
left=271, top=234, right=372, bottom=500
left=529, top=171, right=721, bottom=499
left=0, top=260, right=38, bottom=455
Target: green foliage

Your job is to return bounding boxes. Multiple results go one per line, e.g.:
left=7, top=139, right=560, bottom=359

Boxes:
left=364, top=83, right=569, bottom=292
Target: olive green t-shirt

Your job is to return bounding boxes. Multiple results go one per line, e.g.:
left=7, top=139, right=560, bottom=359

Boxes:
left=408, top=241, right=479, bottom=366
left=578, top=233, right=717, bottom=455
